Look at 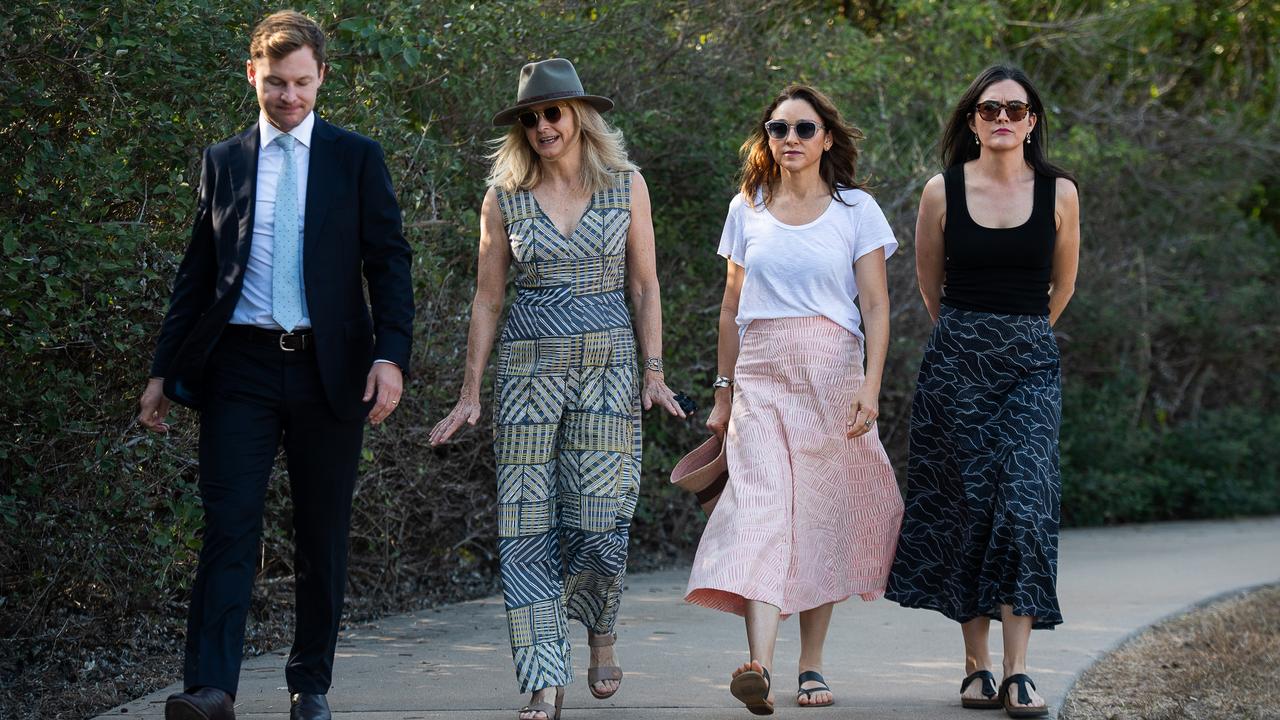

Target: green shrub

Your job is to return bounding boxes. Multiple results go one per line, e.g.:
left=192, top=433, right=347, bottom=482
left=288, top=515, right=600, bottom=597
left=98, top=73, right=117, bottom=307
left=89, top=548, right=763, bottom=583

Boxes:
left=1, top=1, right=1277, bottom=716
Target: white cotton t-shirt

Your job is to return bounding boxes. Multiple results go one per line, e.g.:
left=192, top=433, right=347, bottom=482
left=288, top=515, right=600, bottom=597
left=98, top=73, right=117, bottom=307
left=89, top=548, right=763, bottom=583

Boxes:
left=717, top=186, right=897, bottom=340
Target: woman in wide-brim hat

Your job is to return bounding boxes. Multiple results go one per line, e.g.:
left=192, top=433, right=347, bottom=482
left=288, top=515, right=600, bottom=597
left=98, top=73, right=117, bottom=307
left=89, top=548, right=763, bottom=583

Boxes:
left=430, top=57, right=686, bottom=720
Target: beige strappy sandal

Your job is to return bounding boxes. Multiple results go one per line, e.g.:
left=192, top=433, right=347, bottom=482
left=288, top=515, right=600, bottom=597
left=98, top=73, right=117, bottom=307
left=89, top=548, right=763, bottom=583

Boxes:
left=518, top=686, right=564, bottom=720
left=587, top=632, right=624, bottom=699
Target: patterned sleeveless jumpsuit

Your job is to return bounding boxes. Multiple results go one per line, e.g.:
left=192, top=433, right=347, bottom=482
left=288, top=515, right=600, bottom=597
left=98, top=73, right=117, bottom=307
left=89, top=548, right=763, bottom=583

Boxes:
left=493, top=171, right=642, bottom=692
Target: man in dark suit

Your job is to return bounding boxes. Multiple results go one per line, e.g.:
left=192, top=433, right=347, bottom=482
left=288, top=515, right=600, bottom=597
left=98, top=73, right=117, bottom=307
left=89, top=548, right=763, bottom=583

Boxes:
left=136, top=11, right=413, bottom=720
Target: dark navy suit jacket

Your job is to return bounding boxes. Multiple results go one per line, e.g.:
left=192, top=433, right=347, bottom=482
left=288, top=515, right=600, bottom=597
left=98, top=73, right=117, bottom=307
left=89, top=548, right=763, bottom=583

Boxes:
left=150, top=117, right=413, bottom=421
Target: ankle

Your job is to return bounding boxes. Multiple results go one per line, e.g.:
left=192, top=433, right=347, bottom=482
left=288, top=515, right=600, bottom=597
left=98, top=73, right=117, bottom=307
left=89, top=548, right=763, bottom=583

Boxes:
left=1002, top=662, right=1027, bottom=677
left=965, top=653, right=992, bottom=673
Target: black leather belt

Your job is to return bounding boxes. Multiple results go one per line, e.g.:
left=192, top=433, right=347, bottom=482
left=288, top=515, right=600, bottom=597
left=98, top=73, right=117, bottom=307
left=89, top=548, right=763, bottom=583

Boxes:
left=224, top=324, right=314, bottom=352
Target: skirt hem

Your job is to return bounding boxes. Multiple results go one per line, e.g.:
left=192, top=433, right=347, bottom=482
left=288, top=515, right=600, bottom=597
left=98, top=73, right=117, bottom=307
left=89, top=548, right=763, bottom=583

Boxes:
left=884, top=595, right=1062, bottom=630
left=686, top=585, right=885, bottom=619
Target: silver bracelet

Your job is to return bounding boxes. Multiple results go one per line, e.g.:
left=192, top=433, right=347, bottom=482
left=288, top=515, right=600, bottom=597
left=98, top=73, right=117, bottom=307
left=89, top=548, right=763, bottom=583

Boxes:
left=712, top=375, right=734, bottom=389
left=643, top=357, right=664, bottom=373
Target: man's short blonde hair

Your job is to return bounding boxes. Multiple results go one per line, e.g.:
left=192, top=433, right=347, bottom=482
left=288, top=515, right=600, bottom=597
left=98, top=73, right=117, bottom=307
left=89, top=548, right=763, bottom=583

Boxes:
left=249, top=10, right=326, bottom=67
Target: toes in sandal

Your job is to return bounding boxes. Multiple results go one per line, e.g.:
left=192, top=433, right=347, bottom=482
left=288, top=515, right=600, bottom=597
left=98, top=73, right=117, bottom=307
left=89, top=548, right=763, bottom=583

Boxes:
left=999, top=674, right=1048, bottom=718
left=518, top=686, right=564, bottom=720
left=730, top=665, right=774, bottom=716
left=587, top=632, right=623, bottom=700
left=960, top=669, right=1002, bottom=709
left=796, top=670, right=834, bottom=708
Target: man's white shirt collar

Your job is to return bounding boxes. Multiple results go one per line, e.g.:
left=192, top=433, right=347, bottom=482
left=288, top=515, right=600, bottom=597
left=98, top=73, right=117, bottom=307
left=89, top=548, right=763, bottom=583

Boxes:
left=259, top=111, right=315, bottom=150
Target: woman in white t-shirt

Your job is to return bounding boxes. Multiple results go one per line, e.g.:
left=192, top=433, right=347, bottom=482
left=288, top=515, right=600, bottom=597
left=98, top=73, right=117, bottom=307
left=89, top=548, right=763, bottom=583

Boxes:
left=684, top=84, right=904, bottom=714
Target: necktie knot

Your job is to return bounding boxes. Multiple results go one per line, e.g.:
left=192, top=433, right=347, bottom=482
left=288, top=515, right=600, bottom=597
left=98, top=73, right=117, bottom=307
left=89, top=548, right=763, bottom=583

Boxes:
left=275, top=133, right=296, bottom=154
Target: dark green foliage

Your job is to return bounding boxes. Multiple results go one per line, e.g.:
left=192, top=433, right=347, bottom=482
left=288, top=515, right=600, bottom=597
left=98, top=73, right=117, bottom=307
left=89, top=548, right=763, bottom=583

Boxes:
left=1063, top=402, right=1280, bottom=526
left=1, top=0, right=1277, bottom=715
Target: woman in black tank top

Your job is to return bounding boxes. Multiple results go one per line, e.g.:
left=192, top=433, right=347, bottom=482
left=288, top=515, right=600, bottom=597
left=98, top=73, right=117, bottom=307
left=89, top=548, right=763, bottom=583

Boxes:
left=885, top=65, right=1081, bottom=718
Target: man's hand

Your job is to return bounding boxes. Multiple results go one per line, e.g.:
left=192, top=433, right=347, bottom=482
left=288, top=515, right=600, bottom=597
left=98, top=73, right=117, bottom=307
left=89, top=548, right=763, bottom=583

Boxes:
left=363, top=362, right=404, bottom=425
left=138, top=377, right=172, bottom=433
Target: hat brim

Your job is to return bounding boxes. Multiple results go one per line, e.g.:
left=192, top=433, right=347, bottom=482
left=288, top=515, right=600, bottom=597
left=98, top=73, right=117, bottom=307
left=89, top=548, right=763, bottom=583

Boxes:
left=670, top=435, right=728, bottom=515
left=492, top=94, right=615, bottom=126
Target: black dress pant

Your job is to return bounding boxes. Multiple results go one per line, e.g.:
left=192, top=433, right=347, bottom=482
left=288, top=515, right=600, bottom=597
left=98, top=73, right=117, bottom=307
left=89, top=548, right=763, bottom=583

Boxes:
left=183, top=329, right=364, bottom=696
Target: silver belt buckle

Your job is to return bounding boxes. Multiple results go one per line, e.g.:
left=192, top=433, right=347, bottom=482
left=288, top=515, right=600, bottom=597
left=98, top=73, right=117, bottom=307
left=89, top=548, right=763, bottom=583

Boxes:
left=279, top=332, right=300, bottom=351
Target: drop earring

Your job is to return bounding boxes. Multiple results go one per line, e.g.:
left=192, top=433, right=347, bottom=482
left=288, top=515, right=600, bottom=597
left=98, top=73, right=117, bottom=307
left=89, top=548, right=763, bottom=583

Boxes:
left=1026, top=131, right=1032, bottom=144
left=974, top=134, right=980, bottom=146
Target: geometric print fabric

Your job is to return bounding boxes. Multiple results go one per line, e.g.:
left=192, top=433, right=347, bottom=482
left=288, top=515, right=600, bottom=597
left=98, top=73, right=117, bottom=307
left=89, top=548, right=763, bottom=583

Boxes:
left=885, top=306, right=1064, bottom=629
left=493, top=172, right=641, bottom=692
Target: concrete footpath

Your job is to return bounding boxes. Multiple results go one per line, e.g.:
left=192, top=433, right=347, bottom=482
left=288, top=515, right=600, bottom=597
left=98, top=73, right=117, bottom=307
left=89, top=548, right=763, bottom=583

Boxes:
left=102, top=518, right=1280, bottom=719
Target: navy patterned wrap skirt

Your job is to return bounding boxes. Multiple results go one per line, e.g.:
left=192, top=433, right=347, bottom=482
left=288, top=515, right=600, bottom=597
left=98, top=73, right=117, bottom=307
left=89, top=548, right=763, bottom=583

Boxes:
left=886, top=305, right=1063, bottom=629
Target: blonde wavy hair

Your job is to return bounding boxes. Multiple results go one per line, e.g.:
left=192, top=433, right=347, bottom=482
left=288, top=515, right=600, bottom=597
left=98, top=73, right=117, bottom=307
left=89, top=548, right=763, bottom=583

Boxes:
left=487, top=99, right=638, bottom=194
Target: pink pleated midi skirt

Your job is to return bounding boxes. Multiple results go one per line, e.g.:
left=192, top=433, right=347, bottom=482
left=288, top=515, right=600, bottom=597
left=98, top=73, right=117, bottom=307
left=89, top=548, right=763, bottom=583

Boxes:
left=685, top=316, right=904, bottom=617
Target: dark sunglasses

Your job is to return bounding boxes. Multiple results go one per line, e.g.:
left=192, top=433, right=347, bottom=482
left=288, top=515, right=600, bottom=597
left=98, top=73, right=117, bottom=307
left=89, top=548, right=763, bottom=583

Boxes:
left=764, top=120, right=824, bottom=140
left=974, top=100, right=1031, bottom=122
left=518, top=105, right=563, bottom=128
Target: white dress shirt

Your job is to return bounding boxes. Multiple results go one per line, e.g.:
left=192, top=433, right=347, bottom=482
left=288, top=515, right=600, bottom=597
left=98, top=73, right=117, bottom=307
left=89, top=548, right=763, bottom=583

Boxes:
left=226, top=113, right=396, bottom=370
left=230, top=111, right=314, bottom=329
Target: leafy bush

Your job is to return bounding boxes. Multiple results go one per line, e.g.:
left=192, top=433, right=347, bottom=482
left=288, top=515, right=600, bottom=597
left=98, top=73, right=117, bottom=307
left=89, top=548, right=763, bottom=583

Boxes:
left=1063, top=390, right=1280, bottom=525
left=1, top=1, right=1277, bottom=717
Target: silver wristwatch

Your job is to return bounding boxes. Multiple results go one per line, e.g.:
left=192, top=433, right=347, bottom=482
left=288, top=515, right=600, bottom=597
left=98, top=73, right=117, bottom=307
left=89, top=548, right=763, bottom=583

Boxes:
left=712, top=375, right=734, bottom=389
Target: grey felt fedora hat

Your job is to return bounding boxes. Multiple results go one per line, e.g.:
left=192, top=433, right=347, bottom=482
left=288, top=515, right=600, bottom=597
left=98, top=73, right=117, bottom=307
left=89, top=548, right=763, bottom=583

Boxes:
left=492, top=58, right=614, bottom=126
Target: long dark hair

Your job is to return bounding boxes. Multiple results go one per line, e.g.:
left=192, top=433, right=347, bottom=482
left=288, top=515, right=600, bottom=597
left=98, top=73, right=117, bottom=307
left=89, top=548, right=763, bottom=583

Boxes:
left=739, top=84, right=866, bottom=208
left=941, top=64, right=1077, bottom=186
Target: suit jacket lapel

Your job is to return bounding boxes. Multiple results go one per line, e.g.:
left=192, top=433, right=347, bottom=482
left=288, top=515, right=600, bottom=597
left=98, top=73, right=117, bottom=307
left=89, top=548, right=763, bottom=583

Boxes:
left=228, top=124, right=259, bottom=265
left=304, top=117, right=337, bottom=276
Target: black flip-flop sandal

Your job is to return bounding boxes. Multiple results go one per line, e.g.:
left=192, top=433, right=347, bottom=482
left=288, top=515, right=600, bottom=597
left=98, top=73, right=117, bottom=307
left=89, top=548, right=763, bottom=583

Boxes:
left=730, top=665, right=774, bottom=715
left=960, top=669, right=1001, bottom=709
left=999, top=674, right=1049, bottom=718
left=796, top=670, right=834, bottom=708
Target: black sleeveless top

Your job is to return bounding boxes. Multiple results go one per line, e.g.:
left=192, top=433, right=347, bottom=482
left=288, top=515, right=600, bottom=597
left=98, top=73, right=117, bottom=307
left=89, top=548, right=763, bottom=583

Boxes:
left=941, top=164, right=1056, bottom=316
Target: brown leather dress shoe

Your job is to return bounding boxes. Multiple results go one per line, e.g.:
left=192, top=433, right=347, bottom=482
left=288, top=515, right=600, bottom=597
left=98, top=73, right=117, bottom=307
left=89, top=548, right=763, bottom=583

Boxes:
left=164, top=687, right=235, bottom=720
left=289, top=692, right=331, bottom=720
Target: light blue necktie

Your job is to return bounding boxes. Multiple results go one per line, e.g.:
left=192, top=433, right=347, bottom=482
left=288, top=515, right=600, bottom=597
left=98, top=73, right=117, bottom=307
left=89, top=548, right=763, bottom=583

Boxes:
left=271, top=133, right=303, bottom=332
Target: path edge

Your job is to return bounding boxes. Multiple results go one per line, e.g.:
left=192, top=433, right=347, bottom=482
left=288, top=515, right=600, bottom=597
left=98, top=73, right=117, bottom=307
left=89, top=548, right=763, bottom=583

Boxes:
left=1055, top=579, right=1280, bottom=719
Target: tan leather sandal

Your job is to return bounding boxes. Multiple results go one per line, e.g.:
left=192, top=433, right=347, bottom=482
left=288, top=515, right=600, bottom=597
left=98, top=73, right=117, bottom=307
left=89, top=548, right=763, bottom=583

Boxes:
left=518, top=686, right=564, bottom=720
left=587, top=631, right=623, bottom=699
left=730, top=664, right=774, bottom=715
